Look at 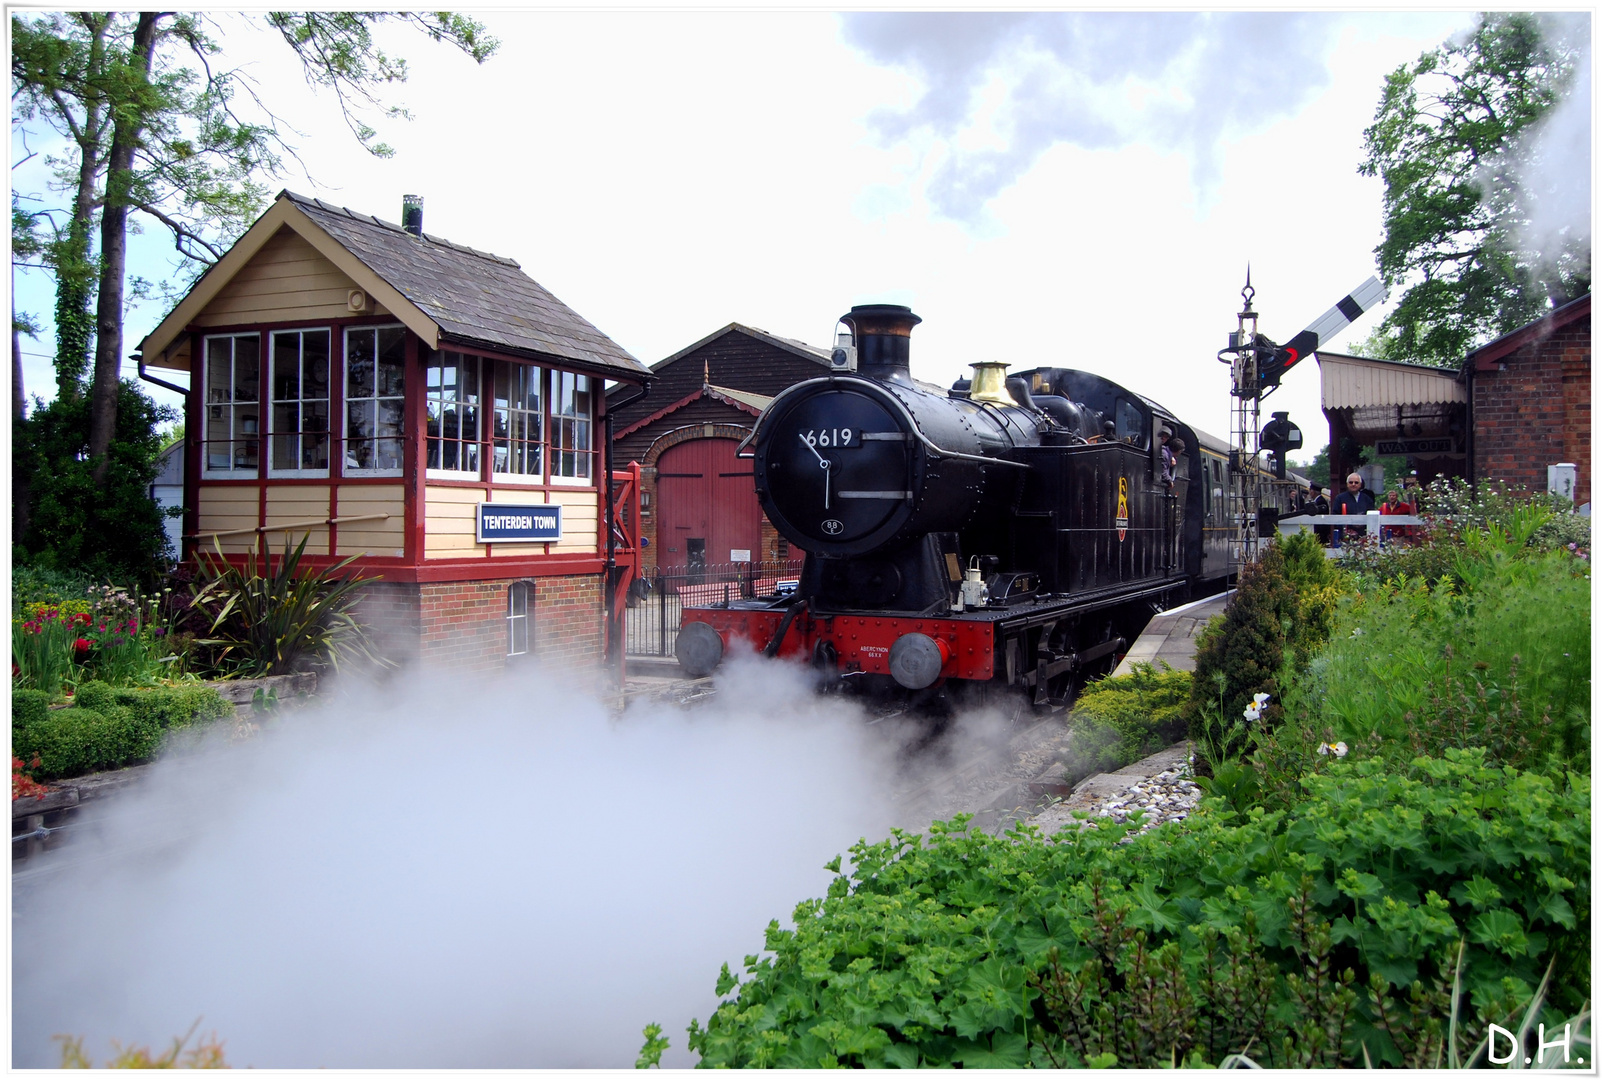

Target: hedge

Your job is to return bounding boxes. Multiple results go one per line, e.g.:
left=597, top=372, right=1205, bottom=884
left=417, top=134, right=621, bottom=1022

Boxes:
left=12, top=682, right=232, bottom=781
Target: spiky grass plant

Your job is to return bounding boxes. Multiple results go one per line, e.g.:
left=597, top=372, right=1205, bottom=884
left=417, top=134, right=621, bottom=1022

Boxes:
left=192, top=535, right=385, bottom=678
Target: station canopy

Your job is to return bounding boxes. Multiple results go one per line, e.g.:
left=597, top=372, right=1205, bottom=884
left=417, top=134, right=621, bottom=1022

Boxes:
left=1315, top=351, right=1467, bottom=457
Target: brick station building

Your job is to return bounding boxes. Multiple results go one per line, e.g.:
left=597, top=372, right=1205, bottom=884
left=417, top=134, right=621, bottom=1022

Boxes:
left=1461, top=293, right=1590, bottom=507
left=136, top=191, right=652, bottom=673
left=1317, top=293, right=1590, bottom=509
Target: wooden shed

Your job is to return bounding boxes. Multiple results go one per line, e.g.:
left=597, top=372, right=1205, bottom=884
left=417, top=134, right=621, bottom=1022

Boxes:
left=606, top=323, right=831, bottom=568
left=137, top=190, right=653, bottom=673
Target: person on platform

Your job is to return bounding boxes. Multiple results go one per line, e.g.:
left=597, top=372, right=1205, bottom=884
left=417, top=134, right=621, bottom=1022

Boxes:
left=1331, top=473, right=1375, bottom=548
left=1379, top=488, right=1413, bottom=546
left=1297, top=482, right=1331, bottom=545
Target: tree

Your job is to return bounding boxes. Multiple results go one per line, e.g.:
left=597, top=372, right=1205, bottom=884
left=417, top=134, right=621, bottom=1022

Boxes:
left=1359, top=13, right=1590, bottom=367
left=11, top=12, right=498, bottom=487
left=13, top=379, right=177, bottom=584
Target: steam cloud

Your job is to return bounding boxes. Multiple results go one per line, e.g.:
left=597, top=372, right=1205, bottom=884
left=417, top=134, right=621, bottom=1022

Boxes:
left=11, top=656, right=904, bottom=1068
left=838, top=12, right=1341, bottom=221
left=1502, top=13, right=1593, bottom=281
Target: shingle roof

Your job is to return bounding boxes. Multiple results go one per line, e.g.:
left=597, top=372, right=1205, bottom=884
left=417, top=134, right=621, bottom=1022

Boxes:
left=283, top=191, right=649, bottom=382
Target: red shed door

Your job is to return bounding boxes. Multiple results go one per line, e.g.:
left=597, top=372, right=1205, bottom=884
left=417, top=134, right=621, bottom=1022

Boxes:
left=655, top=438, right=762, bottom=569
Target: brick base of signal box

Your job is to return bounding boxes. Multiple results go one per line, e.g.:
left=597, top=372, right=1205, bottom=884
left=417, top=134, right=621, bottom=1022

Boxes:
left=354, top=575, right=606, bottom=675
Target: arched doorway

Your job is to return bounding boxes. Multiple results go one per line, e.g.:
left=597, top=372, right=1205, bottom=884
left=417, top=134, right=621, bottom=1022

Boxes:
left=655, top=438, right=763, bottom=573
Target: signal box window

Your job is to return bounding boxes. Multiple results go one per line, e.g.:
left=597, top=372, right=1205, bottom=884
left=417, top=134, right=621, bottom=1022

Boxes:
left=270, top=329, right=330, bottom=476
left=551, top=371, right=592, bottom=483
left=427, top=350, right=482, bottom=478
left=204, top=333, right=261, bottom=476
left=493, top=363, right=542, bottom=483
left=507, top=581, right=531, bottom=656
left=345, top=326, right=406, bottom=475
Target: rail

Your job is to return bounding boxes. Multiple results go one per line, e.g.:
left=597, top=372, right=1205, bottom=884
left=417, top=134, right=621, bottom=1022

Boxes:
left=188, top=513, right=391, bottom=540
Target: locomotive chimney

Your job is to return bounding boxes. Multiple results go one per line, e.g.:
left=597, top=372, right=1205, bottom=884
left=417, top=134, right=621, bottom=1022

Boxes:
left=841, top=304, right=921, bottom=383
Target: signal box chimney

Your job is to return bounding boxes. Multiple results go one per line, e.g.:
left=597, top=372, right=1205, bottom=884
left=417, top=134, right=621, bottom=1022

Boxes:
left=402, top=194, right=424, bottom=236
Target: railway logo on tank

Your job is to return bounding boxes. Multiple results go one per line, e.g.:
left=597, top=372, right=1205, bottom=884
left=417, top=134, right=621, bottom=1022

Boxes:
left=1115, top=477, right=1130, bottom=542
left=821, top=519, right=844, bottom=535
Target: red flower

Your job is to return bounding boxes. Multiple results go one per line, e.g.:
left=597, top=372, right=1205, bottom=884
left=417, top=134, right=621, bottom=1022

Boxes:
left=73, top=638, right=92, bottom=655
left=74, top=612, right=92, bottom=626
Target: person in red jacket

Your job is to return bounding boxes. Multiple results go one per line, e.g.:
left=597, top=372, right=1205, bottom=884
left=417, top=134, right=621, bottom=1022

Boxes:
left=1379, top=488, right=1413, bottom=545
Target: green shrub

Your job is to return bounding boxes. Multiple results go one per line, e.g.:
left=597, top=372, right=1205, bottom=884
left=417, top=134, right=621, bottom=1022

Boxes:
left=10, top=564, right=96, bottom=616
left=1314, top=548, right=1589, bottom=775
left=73, top=681, right=230, bottom=731
left=1069, top=662, right=1190, bottom=772
left=13, top=682, right=233, bottom=780
left=11, top=688, right=52, bottom=729
left=1186, top=545, right=1296, bottom=769
left=667, top=750, right=1588, bottom=1069
left=14, top=704, right=161, bottom=780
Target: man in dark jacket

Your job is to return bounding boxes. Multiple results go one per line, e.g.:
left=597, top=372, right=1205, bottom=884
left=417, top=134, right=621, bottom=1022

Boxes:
left=1331, top=473, right=1375, bottom=548
left=1294, top=482, right=1331, bottom=545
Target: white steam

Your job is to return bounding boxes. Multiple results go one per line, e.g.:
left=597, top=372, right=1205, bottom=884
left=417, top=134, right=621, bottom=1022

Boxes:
left=11, top=655, right=903, bottom=1068
left=1503, top=14, right=1593, bottom=278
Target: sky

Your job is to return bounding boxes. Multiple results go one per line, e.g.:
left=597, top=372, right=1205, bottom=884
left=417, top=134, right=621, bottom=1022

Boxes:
left=8, top=9, right=1525, bottom=459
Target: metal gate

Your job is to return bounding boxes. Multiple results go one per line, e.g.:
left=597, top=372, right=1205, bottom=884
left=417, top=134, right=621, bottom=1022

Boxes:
left=624, top=558, right=804, bottom=657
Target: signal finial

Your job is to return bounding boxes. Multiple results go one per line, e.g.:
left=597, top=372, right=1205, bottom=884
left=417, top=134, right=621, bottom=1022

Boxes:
left=1241, top=265, right=1256, bottom=314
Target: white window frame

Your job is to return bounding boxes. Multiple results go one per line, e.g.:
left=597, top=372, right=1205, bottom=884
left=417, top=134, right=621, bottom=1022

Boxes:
left=549, top=369, right=594, bottom=486
left=507, top=581, right=531, bottom=656
left=491, top=361, right=544, bottom=486
left=343, top=324, right=407, bottom=477
left=202, top=333, right=262, bottom=478
left=268, top=328, right=332, bottom=479
left=425, top=349, right=485, bottom=481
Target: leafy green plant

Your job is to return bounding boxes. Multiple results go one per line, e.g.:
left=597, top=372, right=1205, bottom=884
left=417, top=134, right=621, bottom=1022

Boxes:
left=1067, top=662, right=1191, bottom=774
left=1186, top=544, right=1296, bottom=771
left=1315, top=548, right=1588, bottom=775
left=191, top=535, right=384, bottom=677
left=663, top=750, right=1588, bottom=1069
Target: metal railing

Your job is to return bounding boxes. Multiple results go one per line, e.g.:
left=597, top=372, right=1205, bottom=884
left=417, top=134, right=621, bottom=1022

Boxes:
left=625, top=558, right=804, bottom=657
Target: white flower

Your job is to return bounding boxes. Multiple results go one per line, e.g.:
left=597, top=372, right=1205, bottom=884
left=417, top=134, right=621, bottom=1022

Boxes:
left=1253, top=692, right=1271, bottom=708
left=1243, top=704, right=1260, bottom=724
left=1317, top=741, right=1349, bottom=758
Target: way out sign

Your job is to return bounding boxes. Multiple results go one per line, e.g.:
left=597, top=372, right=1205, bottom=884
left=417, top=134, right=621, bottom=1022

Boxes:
left=477, top=503, right=562, bottom=543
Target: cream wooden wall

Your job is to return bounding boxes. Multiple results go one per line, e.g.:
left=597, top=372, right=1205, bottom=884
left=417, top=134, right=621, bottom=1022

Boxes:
left=193, top=228, right=393, bottom=327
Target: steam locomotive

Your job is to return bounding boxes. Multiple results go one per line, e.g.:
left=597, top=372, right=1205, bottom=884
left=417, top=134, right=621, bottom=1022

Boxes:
left=672, top=304, right=1294, bottom=707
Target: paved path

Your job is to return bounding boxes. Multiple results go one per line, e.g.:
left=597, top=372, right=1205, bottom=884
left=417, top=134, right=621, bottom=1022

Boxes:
left=1110, top=590, right=1232, bottom=677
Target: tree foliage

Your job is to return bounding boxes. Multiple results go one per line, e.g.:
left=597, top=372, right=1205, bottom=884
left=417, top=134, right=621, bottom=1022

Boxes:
left=1359, top=13, right=1590, bottom=367
left=13, top=378, right=177, bottom=584
left=10, top=11, right=498, bottom=491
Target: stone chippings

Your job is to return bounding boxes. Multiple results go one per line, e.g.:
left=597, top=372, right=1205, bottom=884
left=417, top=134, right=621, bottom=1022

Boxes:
left=1084, top=762, right=1203, bottom=835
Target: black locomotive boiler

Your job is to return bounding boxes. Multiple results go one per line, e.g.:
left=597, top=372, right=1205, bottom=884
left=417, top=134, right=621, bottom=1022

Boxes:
left=673, top=303, right=1257, bottom=706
